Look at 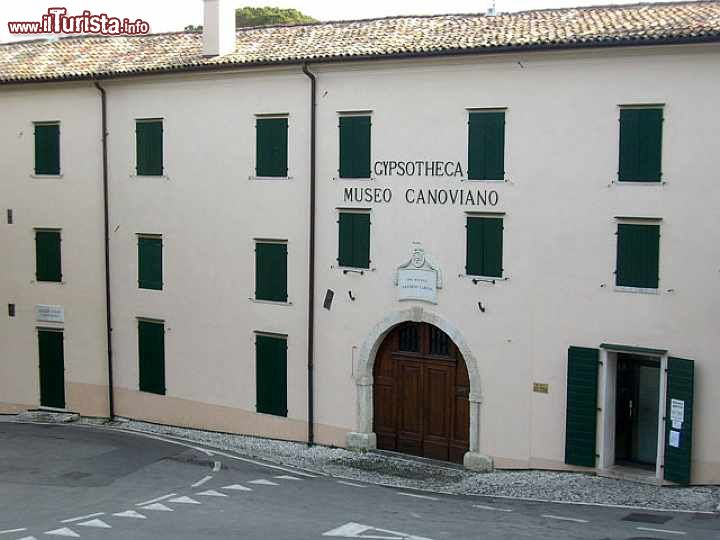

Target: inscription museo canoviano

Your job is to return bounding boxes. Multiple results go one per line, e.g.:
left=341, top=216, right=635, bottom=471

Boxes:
left=343, top=186, right=499, bottom=206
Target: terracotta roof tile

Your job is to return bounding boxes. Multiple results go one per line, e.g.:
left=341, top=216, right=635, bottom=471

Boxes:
left=1, top=1, right=719, bottom=83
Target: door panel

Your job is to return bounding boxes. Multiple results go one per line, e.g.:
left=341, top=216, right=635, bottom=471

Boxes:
left=423, top=363, right=452, bottom=461
left=397, top=359, right=423, bottom=456
left=38, top=330, right=65, bottom=409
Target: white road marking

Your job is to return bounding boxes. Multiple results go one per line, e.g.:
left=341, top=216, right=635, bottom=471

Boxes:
left=473, top=504, right=513, bottom=513
left=191, top=475, right=213, bottom=487
left=322, top=522, right=433, bottom=540
left=212, top=461, right=221, bottom=472
left=274, top=475, right=301, bottom=481
left=16, top=536, right=37, bottom=540
left=135, top=493, right=176, bottom=506
left=77, top=519, right=111, bottom=529
left=0, top=529, right=27, bottom=535
left=541, top=514, right=588, bottom=523
left=140, top=503, right=173, bottom=512
left=196, top=490, right=227, bottom=497
left=337, top=481, right=367, bottom=488
left=205, top=448, right=317, bottom=478
left=397, top=492, right=439, bottom=501
left=221, top=484, right=252, bottom=491
left=43, top=528, right=80, bottom=537
left=249, top=479, right=279, bottom=486
left=636, top=527, right=687, bottom=536
left=168, top=496, right=201, bottom=504
left=61, top=513, right=104, bottom=524
left=112, top=511, right=146, bottom=519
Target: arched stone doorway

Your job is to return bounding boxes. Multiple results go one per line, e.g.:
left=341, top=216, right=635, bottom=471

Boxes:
left=347, top=306, right=492, bottom=471
left=374, top=322, right=469, bottom=463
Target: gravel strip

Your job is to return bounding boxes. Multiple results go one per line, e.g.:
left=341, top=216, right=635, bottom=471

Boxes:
left=97, top=418, right=720, bottom=513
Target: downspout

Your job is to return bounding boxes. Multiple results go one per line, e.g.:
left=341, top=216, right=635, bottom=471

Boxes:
left=94, top=81, right=114, bottom=420
left=302, top=63, right=316, bottom=446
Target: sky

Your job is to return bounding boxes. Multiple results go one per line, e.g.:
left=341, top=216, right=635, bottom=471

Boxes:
left=0, top=0, right=692, bottom=43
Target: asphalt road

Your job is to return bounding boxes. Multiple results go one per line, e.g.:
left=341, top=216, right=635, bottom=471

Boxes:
left=0, top=423, right=718, bottom=540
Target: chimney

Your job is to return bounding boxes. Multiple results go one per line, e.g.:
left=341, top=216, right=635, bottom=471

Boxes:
left=202, top=0, right=236, bottom=57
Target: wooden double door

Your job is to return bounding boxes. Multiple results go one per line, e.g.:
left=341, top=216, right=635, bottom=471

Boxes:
left=373, top=322, right=470, bottom=463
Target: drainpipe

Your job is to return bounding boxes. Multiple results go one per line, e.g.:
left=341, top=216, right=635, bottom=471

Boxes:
left=94, top=81, right=114, bottom=420
left=302, top=63, right=316, bottom=446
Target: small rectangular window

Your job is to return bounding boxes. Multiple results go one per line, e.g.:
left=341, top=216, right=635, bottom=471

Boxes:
left=339, top=115, right=371, bottom=178
left=138, top=319, right=165, bottom=395
left=615, top=223, right=660, bottom=288
left=136, top=119, right=163, bottom=176
left=256, top=117, right=288, bottom=177
left=466, top=216, right=503, bottom=278
left=35, top=229, right=62, bottom=282
left=256, top=333, right=287, bottom=417
left=618, top=107, right=663, bottom=182
left=468, top=111, right=505, bottom=181
left=337, top=211, right=370, bottom=269
left=34, top=122, right=60, bottom=175
left=255, top=241, right=288, bottom=302
left=138, top=235, right=163, bottom=290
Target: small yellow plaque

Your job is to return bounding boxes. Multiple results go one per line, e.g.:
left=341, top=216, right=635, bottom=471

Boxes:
left=533, top=383, right=549, bottom=394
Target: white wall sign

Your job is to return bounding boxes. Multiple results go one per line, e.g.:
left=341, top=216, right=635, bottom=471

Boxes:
left=35, top=304, right=64, bottom=323
left=394, top=244, right=442, bottom=304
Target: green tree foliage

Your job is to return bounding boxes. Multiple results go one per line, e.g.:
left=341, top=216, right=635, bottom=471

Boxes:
left=186, top=7, right=316, bottom=31
left=236, top=6, right=316, bottom=27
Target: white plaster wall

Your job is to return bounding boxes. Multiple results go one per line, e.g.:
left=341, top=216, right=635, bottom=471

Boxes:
left=0, top=83, right=108, bottom=414
left=103, top=69, right=311, bottom=428
left=311, top=45, right=720, bottom=470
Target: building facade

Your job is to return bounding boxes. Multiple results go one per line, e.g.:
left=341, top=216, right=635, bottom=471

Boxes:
left=1, top=1, right=719, bottom=485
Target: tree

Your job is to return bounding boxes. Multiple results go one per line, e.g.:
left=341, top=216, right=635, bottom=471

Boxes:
left=236, top=6, right=316, bottom=27
left=186, top=6, right=316, bottom=31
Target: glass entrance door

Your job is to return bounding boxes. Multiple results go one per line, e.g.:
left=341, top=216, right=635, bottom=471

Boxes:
left=615, top=354, right=660, bottom=468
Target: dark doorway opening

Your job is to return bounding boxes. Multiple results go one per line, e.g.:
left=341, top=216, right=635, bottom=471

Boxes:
left=615, top=353, right=660, bottom=469
left=373, top=322, right=469, bottom=464
left=38, top=329, right=65, bottom=409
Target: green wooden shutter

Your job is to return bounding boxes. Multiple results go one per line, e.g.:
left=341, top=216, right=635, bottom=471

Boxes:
left=339, top=116, right=371, bottom=178
left=35, top=230, right=62, bottom=282
left=468, top=112, right=505, bottom=181
left=138, top=320, right=165, bottom=395
left=256, top=118, right=288, bottom=177
left=565, top=346, right=599, bottom=467
left=256, top=334, right=287, bottom=416
left=255, top=242, right=288, bottom=302
left=352, top=213, right=370, bottom=269
left=466, top=217, right=483, bottom=275
left=339, top=116, right=354, bottom=178
left=136, top=120, right=163, bottom=176
left=482, top=217, right=503, bottom=278
left=338, top=212, right=354, bottom=267
left=34, top=123, right=60, bottom=175
left=664, top=357, right=694, bottom=485
left=466, top=217, right=503, bottom=277
left=615, top=223, right=660, bottom=288
left=138, top=237, right=163, bottom=290
left=38, top=330, right=65, bottom=408
left=619, top=108, right=662, bottom=182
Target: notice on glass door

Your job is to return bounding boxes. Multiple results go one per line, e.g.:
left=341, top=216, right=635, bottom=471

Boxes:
left=669, top=430, right=680, bottom=448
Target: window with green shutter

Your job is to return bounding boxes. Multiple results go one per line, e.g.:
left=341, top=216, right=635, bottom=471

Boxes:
left=468, top=111, right=505, bottom=181
left=34, top=122, right=60, bottom=175
left=136, top=119, right=163, bottom=176
left=339, top=115, right=371, bottom=178
left=564, top=346, right=599, bottom=467
left=256, top=334, right=287, bottom=417
left=615, top=223, right=660, bottom=289
left=618, top=107, right=663, bottom=182
left=256, top=117, right=288, bottom=177
left=255, top=241, right=288, bottom=302
left=466, top=216, right=503, bottom=278
left=138, top=236, right=163, bottom=290
left=35, top=229, right=62, bottom=282
left=337, top=211, right=370, bottom=269
left=138, top=320, right=165, bottom=395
